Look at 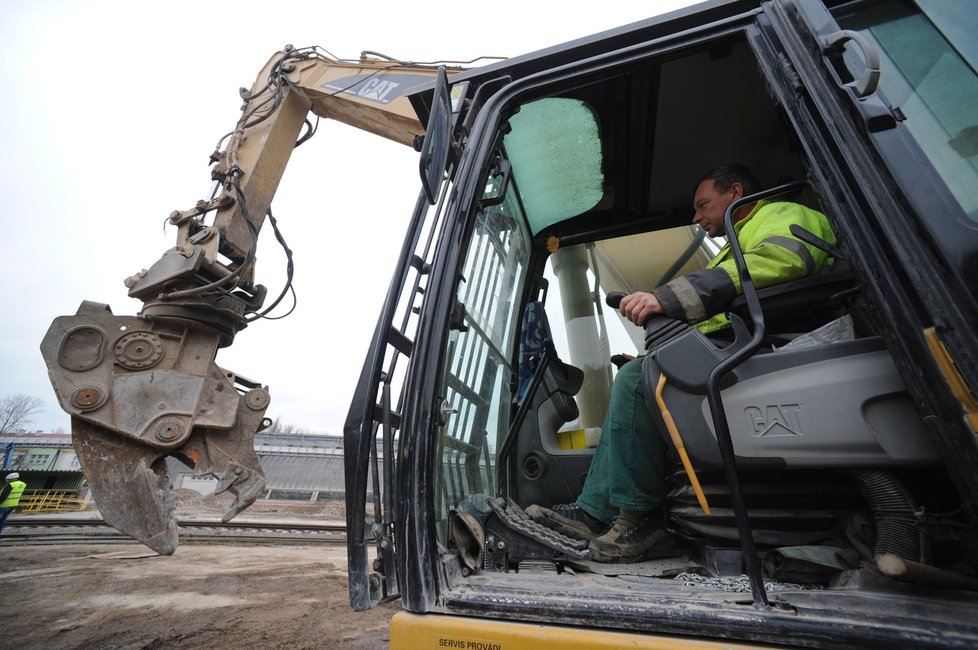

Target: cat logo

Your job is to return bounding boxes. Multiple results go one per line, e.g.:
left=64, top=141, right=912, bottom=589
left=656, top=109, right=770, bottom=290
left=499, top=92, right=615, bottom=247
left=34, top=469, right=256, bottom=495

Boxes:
left=745, top=404, right=803, bottom=437
left=355, top=78, right=400, bottom=103
left=321, top=73, right=433, bottom=105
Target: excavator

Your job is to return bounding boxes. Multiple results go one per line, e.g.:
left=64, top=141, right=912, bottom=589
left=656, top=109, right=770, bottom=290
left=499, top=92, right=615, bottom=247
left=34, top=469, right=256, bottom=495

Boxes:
left=41, top=0, right=978, bottom=648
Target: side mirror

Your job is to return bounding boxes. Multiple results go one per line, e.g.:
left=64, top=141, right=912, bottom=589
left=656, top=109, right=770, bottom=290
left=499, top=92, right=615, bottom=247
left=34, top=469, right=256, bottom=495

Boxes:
left=418, top=66, right=452, bottom=205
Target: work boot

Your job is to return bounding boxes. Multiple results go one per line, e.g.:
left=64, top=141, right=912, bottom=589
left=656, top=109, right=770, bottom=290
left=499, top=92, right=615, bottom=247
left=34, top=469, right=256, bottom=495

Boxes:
left=588, top=510, right=680, bottom=563
left=526, top=503, right=608, bottom=541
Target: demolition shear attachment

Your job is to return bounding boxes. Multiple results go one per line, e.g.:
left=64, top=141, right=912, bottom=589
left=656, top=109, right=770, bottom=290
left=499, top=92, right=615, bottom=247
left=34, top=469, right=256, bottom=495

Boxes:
left=40, top=301, right=269, bottom=555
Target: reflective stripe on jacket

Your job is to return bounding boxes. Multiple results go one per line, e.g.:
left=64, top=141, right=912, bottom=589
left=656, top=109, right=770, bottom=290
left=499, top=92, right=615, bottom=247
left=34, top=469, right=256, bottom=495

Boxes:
left=0, top=480, right=27, bottom=507
left=651, top=200, right=836, bottom=333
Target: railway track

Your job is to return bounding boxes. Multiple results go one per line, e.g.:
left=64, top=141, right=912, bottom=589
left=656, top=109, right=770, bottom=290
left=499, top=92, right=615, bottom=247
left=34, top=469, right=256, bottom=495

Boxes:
left=0, top=517, right=348, bottom=547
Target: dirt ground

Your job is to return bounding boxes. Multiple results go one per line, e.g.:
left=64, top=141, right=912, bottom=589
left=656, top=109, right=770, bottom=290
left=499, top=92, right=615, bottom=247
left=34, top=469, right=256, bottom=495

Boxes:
left=0, top=543, right=398, bottom=650
left=0, top=498, right=398, bottom=650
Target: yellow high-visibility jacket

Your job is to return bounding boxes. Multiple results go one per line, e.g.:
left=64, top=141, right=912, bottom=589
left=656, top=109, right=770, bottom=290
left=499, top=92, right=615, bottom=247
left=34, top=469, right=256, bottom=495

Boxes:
left=651, top=200, right=836, bottom=333
left=0, top=480, right=27, bottom=508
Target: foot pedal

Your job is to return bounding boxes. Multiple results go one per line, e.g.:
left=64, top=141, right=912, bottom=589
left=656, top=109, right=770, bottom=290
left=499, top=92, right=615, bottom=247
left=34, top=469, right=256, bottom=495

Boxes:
left=487, top=497, right=591, bottom=561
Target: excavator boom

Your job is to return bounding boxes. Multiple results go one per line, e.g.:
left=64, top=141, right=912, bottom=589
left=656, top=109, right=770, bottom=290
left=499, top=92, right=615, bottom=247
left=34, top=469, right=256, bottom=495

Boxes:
left=39, top=46, right=462, bottom=554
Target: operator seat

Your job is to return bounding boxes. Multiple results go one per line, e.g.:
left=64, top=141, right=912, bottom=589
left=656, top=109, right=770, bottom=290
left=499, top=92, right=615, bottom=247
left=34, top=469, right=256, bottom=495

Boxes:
left=640, top=273, right=939, bottom=563
left=643, top=272, right=938, bottom=471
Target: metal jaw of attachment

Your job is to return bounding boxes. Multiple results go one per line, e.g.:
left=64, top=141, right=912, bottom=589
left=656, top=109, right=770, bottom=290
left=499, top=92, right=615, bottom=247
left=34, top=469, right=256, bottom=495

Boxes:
left=40, top=301, right=270, bottom=555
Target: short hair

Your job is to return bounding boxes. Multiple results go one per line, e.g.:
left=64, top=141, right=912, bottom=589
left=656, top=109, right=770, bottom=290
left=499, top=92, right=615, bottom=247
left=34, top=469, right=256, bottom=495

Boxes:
left=698, top=163, right=761, bottom=197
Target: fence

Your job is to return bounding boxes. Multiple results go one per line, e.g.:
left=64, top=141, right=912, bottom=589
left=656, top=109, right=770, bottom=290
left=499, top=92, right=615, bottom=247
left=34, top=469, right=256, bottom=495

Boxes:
left=16, top=490, right=91, bottom=513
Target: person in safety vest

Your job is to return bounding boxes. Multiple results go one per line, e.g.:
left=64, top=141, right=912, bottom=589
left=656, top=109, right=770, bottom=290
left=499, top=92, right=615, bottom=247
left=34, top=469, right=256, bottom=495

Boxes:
left=0, top=472, right=27, bottom=534
left=528, top=163, right=837, bottom=563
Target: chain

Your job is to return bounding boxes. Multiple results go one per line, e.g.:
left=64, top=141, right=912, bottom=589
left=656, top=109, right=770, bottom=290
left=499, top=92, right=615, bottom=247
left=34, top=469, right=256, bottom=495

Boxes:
left=487, top=497, right=591, bottom=560
left=673, top=571, right=822, bottom=592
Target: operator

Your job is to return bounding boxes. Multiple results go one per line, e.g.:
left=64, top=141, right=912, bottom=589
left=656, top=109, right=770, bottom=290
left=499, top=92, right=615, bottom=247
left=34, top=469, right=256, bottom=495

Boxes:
left=0, top=472, right=27, bottom=534
left=528, top=163, right=837, bottom=563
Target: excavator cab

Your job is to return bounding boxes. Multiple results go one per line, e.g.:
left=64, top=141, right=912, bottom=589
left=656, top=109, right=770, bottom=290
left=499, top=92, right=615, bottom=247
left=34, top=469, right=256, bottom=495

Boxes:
left=345, top=0, right=978, bottom=646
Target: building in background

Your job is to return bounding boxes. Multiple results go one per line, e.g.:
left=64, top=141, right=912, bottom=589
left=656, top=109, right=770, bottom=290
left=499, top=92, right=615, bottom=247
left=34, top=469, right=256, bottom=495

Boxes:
left=167, top=431, right=381, bottom=501
left=2, top=430, right=378, bottom=507
left=0, top=432, right=85, bottom=494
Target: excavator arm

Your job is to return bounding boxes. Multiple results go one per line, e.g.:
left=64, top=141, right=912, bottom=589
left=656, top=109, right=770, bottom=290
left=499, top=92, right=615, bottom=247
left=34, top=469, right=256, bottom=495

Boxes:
left=39, top=46, right=460, bottom=555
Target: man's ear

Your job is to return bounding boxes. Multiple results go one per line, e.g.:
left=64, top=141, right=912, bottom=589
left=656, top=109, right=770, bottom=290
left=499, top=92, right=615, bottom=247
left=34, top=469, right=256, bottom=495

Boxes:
left=730, top=182, right=744, bottom=200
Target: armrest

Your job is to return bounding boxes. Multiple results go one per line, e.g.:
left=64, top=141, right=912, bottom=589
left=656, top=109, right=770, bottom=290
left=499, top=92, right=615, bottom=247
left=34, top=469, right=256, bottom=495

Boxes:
left=727, top=269, right=856, bottom=324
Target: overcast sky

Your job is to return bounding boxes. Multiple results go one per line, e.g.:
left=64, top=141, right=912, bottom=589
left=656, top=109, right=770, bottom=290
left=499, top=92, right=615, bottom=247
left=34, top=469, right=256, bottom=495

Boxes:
left=0, top=0, right=697, bottom=434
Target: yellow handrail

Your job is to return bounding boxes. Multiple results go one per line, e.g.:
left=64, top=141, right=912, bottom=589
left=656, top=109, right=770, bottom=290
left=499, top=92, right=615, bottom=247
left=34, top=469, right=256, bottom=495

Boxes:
left=654, top=374, right=710, bottom=515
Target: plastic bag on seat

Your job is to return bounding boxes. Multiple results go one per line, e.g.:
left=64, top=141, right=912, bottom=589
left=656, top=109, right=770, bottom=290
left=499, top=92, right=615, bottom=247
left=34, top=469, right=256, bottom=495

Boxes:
left=776, top=314, right=854, bottom=351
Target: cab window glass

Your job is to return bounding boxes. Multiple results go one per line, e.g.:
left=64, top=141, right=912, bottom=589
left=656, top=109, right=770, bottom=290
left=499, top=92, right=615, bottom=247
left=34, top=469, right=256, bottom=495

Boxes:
left=837, top=0, right=978, bottom=221
left=435, top=180, right=531, bottom=536
left=503, top=98, right=604, bottom=234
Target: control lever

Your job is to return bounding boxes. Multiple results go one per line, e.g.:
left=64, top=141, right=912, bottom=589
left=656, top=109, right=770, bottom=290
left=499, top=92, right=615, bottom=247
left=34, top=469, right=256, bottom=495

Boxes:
left=605, top=291, right=688, bottom=351
left=606, top=294, right=710, bottom=518
left=605, top=291, right=627, bottom=309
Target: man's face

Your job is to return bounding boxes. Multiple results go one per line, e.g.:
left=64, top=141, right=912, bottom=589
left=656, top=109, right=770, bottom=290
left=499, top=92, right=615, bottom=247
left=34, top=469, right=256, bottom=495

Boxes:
left=692, top=179, right=741, bottom=237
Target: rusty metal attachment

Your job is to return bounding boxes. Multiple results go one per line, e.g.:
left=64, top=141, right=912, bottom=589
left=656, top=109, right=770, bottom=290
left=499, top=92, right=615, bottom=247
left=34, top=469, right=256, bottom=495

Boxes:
left=40, top=301, right=269, bottom=555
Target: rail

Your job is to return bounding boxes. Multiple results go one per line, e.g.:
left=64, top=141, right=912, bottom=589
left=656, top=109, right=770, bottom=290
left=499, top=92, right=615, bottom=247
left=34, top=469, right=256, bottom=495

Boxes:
left=0, top=517, right=348, bottom=548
